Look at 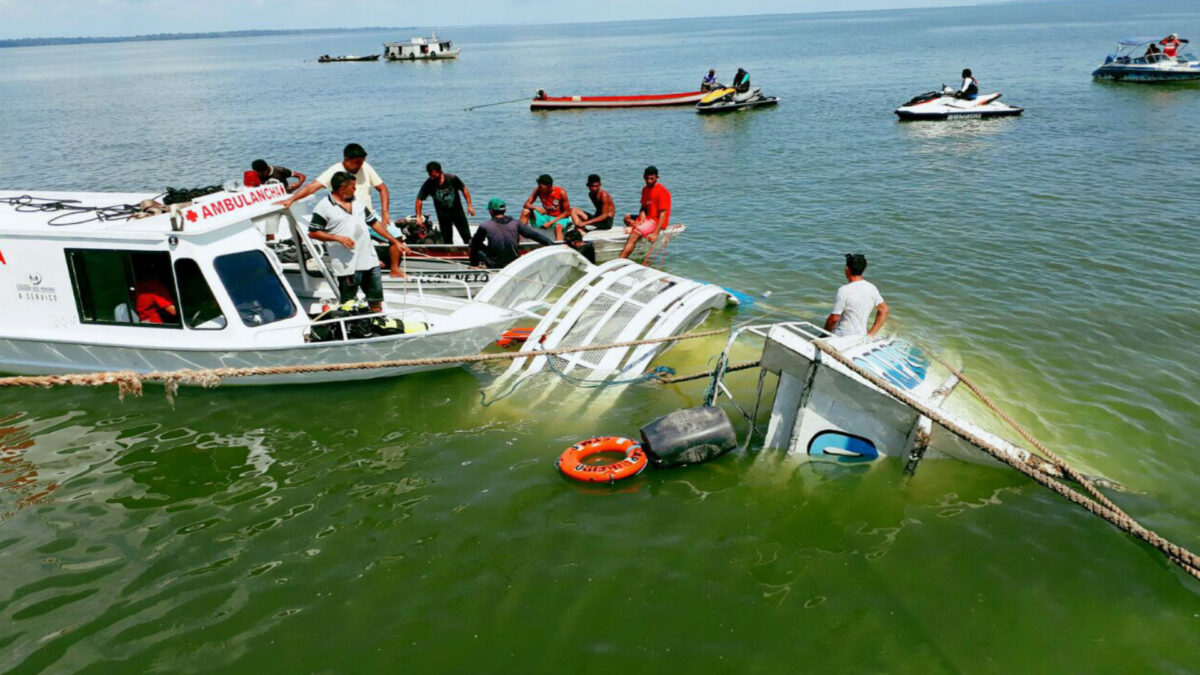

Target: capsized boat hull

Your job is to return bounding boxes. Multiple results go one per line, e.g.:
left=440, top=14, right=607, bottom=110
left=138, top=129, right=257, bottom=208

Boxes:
left=531, top=91, right=706, bottom=110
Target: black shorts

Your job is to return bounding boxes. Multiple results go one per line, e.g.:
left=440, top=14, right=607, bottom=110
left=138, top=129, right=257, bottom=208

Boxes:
left=582, top=213, right=614, bottom=230
left=338, top=267, right=384, bottom=304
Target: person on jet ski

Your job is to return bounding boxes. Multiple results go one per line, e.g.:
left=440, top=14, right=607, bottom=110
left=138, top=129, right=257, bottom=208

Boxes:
left=701, top=69, right=718, bottom=92
left=732, top=68, right=750, bottom=93
left=955, top=69, right=978, bottom=100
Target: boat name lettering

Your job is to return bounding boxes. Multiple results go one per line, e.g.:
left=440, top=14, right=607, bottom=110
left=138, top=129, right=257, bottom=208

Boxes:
left=16, top=275, right=57, bottom=302
left=424, top=271, right=490, bottom=283
left=185, top=184, right=288, bottom=223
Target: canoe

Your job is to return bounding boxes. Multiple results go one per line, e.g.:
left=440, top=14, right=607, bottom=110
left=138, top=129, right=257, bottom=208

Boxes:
left=531, top=90, right=706, bottom=110
left=318, top=54, right=381, bottom=63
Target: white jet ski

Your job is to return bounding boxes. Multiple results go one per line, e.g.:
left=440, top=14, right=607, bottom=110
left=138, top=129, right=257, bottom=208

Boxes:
left=695, top=84, right=779, bottom=114
left=894, top=86, right=1022, bottom=121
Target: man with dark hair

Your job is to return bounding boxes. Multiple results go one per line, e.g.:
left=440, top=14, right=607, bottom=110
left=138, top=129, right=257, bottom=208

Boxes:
left=956, top=69, right=978, bottom=100
left=251, top=159, right=306, bottom=193
left=563, top=228, right=596, bottom=264
left=824, top=253, right=889, bottom=338
left=468, top=198, right=555, bottom=269
left=415, top=161, right=475, bottom=244
left=520, top=173, right=571, bottom=241
left=279, top=143, right=403, bottom=276
left=280, top=143, right=391, bottom=226
left=307, top=171, right=397, bottom=312
left=569, top=174, right=615, bottom=232
left=619, top=166, right=671, bottom=259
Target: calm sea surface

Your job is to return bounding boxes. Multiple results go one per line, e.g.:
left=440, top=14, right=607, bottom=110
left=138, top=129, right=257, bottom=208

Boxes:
left=2, top=1, right=1200, bottom=671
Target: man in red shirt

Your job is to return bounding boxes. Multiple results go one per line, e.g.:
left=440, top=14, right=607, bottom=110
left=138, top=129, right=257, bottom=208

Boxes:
left=133, top=278, right=178, bottom=324
left=520, top=173, right=571, bottom=241
left=620, top=166, right=671, bottom=259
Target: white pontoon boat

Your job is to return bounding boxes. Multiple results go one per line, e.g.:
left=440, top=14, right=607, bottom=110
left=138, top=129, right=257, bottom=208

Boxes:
left=1092, top=36, right=1200, bottom=83
left=0, top=185, right=521, bottom=385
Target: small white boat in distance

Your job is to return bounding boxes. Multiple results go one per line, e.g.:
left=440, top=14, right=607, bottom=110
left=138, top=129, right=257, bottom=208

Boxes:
left=0, top=185, right=520, bottom=385
left=1092, top=36, right=1200, bottom=82
left=383, top=32, right=460, bottom=60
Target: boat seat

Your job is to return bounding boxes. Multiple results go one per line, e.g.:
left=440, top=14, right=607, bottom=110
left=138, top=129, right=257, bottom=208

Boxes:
left=114, top=303, right=140, bottom=324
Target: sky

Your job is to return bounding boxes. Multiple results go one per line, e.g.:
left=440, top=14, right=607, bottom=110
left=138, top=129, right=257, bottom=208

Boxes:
left=0, top=0, right=979, bottom=40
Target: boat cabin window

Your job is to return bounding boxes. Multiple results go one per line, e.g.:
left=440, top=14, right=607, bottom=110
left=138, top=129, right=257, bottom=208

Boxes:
left=64, top=249, right=181, bottom=327
left=174, top=258, right=227, bottom=330
left=213, top=250, right=296, bottom=327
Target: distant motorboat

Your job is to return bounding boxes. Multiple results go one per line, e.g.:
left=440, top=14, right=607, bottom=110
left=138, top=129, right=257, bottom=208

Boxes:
left=1092, top=36, right=1200, bottom=82
left=317, top=54, right=380, bottom=63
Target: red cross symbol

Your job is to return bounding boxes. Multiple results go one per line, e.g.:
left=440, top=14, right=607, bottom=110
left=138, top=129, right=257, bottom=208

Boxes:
left=185, top=210, right=198, bottom=222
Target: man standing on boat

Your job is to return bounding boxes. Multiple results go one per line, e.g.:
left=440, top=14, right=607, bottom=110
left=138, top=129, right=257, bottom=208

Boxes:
left=279, top=143, right=405, bottom=277
left=307, top=171, right=393, bottom=312
left=569, top=174, right=615, bottom=232
left=824, top=253, right=889, bottom=338
left=520, top=174, right=572, bottom=241
left=619, top=166, right=671, bottom=260
left=468, top=198, right=555, bottom=269
left=415, top=161, right=475, bottom=244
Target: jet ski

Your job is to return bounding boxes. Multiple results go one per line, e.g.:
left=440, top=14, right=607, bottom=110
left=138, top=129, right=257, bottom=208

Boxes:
left=695, top=84, right=779, bottom=114
left=894, top=86, right=1022, bottom=121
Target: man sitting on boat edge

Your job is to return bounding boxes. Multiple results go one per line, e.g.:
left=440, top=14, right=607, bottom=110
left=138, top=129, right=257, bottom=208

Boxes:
left=569, top=174, right=615, bottom=232
left=520, top=174, right=572, bottom=241
left=469, top=198, right=555, bottom=269
left=619, top=166, right=670, bottom=260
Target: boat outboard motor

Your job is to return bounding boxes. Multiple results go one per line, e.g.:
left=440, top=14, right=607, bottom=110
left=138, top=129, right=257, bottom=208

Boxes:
left=639, top=406, right=737, bottom=468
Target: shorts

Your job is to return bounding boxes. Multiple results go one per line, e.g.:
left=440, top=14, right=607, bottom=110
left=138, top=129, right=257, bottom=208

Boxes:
left=634, top=218, right=658, bottom=237
left=338, top=267, right=384, bottom=304
left=582, top=213, right=614, bottom=231
left=531, top=211, right=565, bottom=229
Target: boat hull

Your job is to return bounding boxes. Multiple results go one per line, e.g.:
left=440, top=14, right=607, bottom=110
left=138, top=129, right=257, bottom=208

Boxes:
left=0, top=312, right=513, bottom=385
left=696, top=96, right=780, bottom=114
left=531, top=91, right=705, bottom=110
left=1092, top=64, right=1200, bottom=82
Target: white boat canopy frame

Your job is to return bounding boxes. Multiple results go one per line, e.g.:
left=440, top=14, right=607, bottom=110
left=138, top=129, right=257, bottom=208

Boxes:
left=480, top=247, right=731, bottom=402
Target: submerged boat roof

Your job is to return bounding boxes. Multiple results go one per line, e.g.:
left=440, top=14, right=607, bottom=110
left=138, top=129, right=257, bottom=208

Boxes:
left=0, top=184, right=290, bottom=240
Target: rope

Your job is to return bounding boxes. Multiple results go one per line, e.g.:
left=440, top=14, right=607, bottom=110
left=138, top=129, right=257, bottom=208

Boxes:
left=656, top=360, right=761, bottom=385
left=809, top=339, right=1200, bottom=582
left=0, top=328, right=728, bottom=401
left=464, top=96, right=531, bottom=111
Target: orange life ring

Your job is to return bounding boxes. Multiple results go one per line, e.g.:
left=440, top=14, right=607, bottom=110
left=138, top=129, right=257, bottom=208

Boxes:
left=556, top=436, right=648, bottom=484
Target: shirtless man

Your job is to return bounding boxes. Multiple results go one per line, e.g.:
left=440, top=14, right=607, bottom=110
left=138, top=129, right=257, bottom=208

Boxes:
left=569, top=174, right=615, bottom=232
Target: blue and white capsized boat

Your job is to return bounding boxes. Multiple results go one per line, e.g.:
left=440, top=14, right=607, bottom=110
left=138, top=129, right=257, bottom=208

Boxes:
left=1092, top=36, right=1200, bottom=83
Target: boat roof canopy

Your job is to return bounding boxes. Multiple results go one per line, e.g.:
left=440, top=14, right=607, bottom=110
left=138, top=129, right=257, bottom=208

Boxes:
left=1119, top=36, right=1187, bottom=47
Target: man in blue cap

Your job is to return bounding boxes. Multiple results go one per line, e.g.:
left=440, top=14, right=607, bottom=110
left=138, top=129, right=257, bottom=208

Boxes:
left=469, top=198, right=556, bottom=269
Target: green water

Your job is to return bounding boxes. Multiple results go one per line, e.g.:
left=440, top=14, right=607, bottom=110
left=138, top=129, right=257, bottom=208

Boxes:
left=2, top=1, right=1200, bottom=671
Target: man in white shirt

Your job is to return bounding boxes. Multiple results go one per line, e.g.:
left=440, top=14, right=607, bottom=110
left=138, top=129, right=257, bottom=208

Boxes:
left=824, top=253, right=889, bottom=338
left=307, top=172, right=391, bottom=312
left=280, top=143, right=405, bottom=276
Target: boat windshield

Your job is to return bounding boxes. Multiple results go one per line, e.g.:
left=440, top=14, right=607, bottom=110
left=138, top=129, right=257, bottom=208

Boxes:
left=213, top=250, right=296, bottom=327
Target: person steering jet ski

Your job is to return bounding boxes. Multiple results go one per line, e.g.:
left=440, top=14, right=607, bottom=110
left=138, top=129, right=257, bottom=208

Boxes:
left=955, top=69, right=978, bottom=100
left=732, top=67, right=750, bottom=93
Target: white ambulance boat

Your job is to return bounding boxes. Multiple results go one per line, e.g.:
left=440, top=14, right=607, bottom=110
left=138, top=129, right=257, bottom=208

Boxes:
left=0, top=185, right=522, bottom=385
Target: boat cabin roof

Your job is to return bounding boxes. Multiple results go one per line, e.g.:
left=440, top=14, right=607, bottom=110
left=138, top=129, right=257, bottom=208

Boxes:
left=0, top=184, right=290, bottom=241
left=1118, top=35, right=1188, bottom=47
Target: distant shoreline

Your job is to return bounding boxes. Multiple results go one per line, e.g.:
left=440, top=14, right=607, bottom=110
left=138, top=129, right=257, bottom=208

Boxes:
left=0, top=26, right=411, bottom=50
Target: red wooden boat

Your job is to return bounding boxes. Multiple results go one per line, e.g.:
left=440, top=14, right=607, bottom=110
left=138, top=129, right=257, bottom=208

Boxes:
left=530, top=89, right=706, bottom=110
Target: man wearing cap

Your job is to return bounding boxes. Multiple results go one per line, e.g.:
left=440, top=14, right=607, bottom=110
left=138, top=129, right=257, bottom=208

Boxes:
left=307, top=171, right=398, bottom=312
left=520, top=174, right=571, bottom=241
left=415, top=161, right=475, bottom=244
left=824, top=253, right=889, bottom=338
left=619, top=166, right=671, bottom=260
left=279, top=143, right=404, bottom=277
left=569, top=174, right=615, bottom=232
left=469, top=198, right=556, bottom=269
